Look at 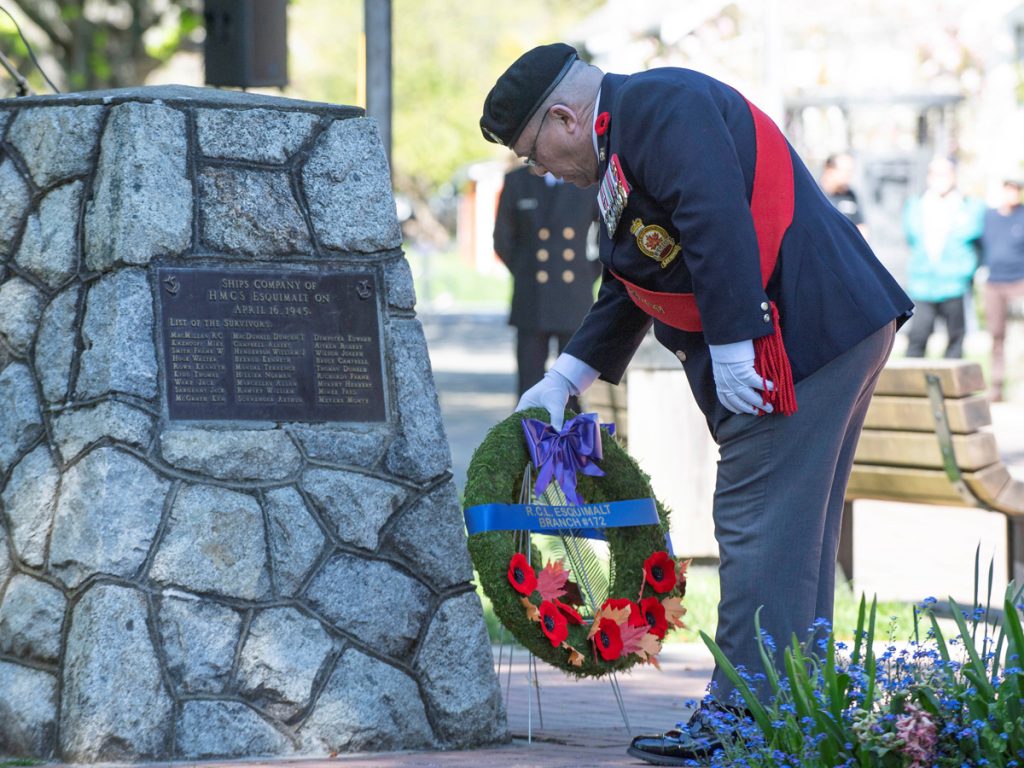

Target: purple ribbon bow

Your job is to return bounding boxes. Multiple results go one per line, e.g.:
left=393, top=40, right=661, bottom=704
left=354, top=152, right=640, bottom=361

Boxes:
left=521, top=413, right=611, bottom=505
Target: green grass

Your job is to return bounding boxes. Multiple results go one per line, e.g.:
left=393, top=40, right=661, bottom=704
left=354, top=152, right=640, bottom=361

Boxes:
left=404, top=243, right=511, bottom=309
left=475, top=562, right=918, bottom=646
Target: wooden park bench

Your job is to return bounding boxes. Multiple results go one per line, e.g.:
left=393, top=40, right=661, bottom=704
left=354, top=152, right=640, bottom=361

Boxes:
left=839, top=359, right=1024, bottom=587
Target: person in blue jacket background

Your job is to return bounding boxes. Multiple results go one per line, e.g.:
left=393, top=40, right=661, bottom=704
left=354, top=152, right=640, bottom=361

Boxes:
left=481, top=44, right=913, bottom=766
left=902, top=155, right=985, bottom=359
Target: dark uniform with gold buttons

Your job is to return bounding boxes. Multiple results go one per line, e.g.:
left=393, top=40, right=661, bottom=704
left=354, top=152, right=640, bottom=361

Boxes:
left=494, top=166, right=601, bottom=396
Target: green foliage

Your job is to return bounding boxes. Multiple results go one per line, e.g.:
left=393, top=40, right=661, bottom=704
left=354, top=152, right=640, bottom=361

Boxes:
left=698, top=571, right=1024, bottom=767
left=286, top=0, right=361, bottom=107
left=146, top=9, right=202, bottom=61
left=7, top=0, right=601, bottom=206
left=3, top=1, right=203, bottom=92
left=289, top=0, right=603, bottom=191
left=405, top=245, right=510, bottom=309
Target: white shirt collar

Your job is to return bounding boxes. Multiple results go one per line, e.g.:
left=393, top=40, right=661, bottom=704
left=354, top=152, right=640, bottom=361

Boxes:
left=591, top=88, right=602, bottom=162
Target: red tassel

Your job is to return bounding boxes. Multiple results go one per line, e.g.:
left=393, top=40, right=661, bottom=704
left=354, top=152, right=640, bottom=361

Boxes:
left=753, top=301, right=797, bottom=416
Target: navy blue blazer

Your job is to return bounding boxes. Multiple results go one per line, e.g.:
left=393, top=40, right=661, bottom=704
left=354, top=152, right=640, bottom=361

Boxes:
left=563, top=69, right=912, bottom=435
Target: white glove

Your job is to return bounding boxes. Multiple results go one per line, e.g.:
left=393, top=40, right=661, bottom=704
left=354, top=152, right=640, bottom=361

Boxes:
left=708, top=340, right=774, bottom=416
left=516, top=353, right=600, bottom=430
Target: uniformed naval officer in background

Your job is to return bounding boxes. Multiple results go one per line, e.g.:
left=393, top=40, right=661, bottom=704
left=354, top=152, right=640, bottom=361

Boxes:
left=494, top=165, right=601, bottom=405
left=480, top=43, right=913, bottom=765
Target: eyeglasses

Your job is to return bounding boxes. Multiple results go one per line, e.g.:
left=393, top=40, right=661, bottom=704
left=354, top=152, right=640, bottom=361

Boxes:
left=522, top=107, right=551, bottom=168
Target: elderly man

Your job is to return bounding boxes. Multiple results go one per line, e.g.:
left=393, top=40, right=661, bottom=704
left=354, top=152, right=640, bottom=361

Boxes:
left=480, top=43, right=913, bottom=765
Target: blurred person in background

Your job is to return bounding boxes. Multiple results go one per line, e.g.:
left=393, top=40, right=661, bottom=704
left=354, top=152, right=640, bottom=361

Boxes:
left=902, top=156, right=985, bottom=359
left=819, top=151, right=868, bottom=238
left=493, top=165, right=601, bottom=409
left=980, top=178, right=1024, bottom=401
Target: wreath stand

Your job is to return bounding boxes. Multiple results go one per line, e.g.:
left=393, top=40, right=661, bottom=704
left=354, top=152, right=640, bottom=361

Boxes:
left=493, top=463, right=634, bottom=743
left=465, top=410, right=684, bottom=742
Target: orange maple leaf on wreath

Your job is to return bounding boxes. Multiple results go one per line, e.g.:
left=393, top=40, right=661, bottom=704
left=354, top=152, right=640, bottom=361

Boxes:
left=662, top=596, right=687, bottom=629
left=564, top=644, right=585, bottom=667
left=520, top=597, right=540, bottom=622
left=677, top=558, right=691, bottom=595
left=587, top=603, right=631, bottom=640
left=637, top=630, right=663, bottom=660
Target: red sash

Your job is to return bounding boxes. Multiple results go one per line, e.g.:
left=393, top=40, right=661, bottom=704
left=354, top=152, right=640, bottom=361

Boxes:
left=612, top=97, right=798, bottom=414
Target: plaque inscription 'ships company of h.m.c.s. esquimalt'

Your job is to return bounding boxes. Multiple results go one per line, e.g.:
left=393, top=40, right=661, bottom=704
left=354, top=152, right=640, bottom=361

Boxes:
left=156, top=267, right=387, bottom=422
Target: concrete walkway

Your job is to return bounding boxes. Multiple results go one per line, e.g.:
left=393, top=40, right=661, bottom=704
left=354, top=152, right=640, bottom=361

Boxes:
left=420, top=310, right=518, bottom=490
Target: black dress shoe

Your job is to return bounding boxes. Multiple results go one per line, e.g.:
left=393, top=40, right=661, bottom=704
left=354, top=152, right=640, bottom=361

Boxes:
left=626, top=705, right=743, bottom=766
left=626, top=727, right=722, bottom=765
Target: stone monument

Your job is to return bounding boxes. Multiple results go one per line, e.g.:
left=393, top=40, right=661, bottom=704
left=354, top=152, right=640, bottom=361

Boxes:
left=0, top=86, right=507, bottom=761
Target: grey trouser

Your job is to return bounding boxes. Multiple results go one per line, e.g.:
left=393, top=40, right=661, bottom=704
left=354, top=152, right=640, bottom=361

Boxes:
left=984, top=279, right=1024, bottom=399
left=709, top=321, right=896, bottom=702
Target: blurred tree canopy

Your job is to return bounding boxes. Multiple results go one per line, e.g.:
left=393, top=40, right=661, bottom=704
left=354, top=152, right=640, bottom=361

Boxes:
left=288, top=0, right=601, bottom=210
left=1, top=0, right=598, bottom=236
left=1, top=0, right=201, bottom=92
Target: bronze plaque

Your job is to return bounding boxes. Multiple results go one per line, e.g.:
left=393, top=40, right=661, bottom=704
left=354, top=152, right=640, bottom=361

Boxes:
left=157, top=267, right=386, bottom=422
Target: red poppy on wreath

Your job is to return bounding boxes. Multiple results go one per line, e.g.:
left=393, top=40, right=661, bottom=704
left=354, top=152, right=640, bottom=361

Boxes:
left=507, top=553, right=538, bottom=595
left=603, top=597, right=644, bottom=627
left=552, top=599, right=584, bottom=625
left=643, top=551, right=677, bottom=593
left=538, top=601, right=569, bottom=646
left=593, top=617, right=624, bottom=660
left=638, top=596, right=669, bottom=639
left=594, top=111, right=610, bottom=135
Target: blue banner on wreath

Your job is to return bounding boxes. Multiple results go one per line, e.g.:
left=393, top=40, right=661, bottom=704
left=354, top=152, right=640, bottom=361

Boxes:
left=463, top=497, right=659, bottom=539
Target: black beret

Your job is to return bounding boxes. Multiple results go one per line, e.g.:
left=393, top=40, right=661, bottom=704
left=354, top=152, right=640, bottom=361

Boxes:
left=480, top=43, right=578, bottom=148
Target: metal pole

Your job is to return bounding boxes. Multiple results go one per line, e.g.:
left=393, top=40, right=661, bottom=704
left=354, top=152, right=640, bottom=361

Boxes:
left=363, top=0, right=392, bottom=173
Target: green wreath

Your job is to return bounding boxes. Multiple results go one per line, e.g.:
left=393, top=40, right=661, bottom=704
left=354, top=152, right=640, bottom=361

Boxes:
left=464, top=408, right=688, bottom=678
